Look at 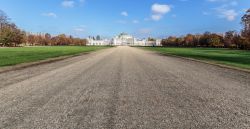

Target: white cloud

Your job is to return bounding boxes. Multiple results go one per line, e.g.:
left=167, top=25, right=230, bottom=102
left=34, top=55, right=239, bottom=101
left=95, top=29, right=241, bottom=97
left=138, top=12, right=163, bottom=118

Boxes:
left=151, top=14, right=162, bottom=21
left=208, top=0, right=238, bottom=7
left=207, top=0, right=227, bottom=2
left=202, top=11, right=210, bottom=15
left=207, top=0, right=214, bottom=1
left=207, top=0, right=238, bottom=7
left=172, top=14, right=177, bottom=18
left=230, top=1, right=238, bottom=6
left=74, top=25, right=86, bottom=32
left=208, top=0, right=239, bottom=21
left=74, top=28, right=85, bottom=32
left=144, top=18, right=150, bottom=21
left=243, top=8, right=248, bottom=12
left=132, top=20, right=139, bottom=24
left=151, top=3, right=171, bottom=21
left=218, top=9, right=238, bottom=21
left=152, top=3, right=171, bottom=14
left=138, top=28, right=152, bottom=36
left=42, top=12, right=57, bottom=18
left=79, top=0, right=85, bottom=3
left=62, top=0, right=75, bottom=8
left=121, top=11, right=128, bottom=17
left=79, top=0, right=85, bottom=6
left=117, top=20, right=127, bottom=24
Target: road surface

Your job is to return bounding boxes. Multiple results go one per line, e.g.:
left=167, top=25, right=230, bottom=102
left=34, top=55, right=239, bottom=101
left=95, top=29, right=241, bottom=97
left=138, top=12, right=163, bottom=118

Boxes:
left=0, top=46, right=249, bottom=129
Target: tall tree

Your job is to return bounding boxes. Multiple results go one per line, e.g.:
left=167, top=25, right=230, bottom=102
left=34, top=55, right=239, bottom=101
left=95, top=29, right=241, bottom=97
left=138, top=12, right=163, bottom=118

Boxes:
left=27, top=34, right=36, bottom=46
left=241, top=9, right=250, bottom=49
left=0, top=26, right=25, bottom=47
left=184, top=34, right=195, bottom=47
left=45, top=33, right=51, bottom=45
left=242, top=9, right=250, bottom=37
left=0, top=10, right=9, bottom=29
left=224, top=31, right=236, bottom=48
left=207, top=34, right=223, bottom=47
left=199, top=31, right=211, bottom=47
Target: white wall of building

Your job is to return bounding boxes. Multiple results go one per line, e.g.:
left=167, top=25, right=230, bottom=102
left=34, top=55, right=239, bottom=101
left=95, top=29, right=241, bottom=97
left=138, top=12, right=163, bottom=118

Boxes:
left=156, top=39, right=162, bottom=46
left=87, top=38, right=111, bottom=46
left=87, top=33, right=162, bottom=46
left=133, top=39, right=146, bottom=46
left=144, top=39, right=162, bottom=46
left=112, top=33, right=135, bottom=46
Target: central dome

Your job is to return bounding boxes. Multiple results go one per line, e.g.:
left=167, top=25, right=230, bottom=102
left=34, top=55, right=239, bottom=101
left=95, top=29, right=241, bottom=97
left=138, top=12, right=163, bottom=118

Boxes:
left=118, top=33, right=133, bottom=39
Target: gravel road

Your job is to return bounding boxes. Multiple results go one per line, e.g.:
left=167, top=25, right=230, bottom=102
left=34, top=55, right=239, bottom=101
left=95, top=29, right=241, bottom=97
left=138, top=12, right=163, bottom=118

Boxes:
left=0, top=46, right=249, bottom=129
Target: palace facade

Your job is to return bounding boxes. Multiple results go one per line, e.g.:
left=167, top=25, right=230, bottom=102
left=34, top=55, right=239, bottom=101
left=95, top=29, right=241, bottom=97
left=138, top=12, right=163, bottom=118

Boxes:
left=87, top=33, right=162, bottom=46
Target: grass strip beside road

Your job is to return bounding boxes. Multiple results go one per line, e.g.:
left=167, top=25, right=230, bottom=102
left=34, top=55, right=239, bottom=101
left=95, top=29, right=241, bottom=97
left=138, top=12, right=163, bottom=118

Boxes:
left=0, top=46, right=109, bottom=67
left=142, top=47, right=250, bottom=70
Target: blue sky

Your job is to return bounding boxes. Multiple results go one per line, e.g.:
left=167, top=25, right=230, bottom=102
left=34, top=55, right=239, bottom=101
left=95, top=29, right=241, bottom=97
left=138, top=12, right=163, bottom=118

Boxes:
left=0, top=0, right=249, bottom=38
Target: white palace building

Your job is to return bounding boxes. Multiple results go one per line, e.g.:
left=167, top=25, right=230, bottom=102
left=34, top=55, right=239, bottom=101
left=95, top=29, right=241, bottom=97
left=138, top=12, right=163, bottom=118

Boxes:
left=87, top=33, right=162, bottom=46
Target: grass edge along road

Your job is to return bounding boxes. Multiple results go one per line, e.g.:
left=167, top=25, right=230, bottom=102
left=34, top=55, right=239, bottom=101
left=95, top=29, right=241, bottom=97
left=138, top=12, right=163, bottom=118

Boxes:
left=0, top=46, right=110, bottom=67
left=142, top=47, right=250, bottom=70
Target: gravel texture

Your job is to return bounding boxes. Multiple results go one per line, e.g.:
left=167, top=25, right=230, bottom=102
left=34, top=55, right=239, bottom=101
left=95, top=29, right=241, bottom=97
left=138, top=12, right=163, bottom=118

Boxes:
left=0, top=46, right=249, bottom=129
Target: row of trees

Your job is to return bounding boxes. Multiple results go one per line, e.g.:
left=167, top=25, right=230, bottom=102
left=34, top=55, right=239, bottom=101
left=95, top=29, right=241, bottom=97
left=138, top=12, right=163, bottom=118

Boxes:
left=0, top=10, right=87, bottom=47
left=161, top=9, right=250, bottom=50
left=26, top=33, right=87, bottom=46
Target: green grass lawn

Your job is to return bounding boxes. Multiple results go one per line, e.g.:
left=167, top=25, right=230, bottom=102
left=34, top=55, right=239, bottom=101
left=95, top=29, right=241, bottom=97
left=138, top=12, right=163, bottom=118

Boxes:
left=0, top=46, right=109, bottom=67
left=143, top=47, right=250, bottom=70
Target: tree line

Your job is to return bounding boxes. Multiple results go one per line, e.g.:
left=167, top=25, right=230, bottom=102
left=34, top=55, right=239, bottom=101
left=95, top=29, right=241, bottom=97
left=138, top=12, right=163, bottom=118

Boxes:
left=161, top=9, right=250, bottom=50
left=0, top=10, right=87, bottom=47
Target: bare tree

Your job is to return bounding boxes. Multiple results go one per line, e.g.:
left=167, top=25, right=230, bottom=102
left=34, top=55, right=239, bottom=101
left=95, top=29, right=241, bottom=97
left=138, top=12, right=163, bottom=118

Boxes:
left=0, top=10, right=10, bottom=29
left=224, top=31, right=236, bottom=48
left=242, top=9, right=250, bottom=37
